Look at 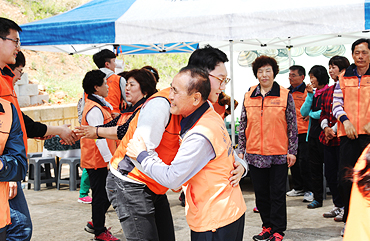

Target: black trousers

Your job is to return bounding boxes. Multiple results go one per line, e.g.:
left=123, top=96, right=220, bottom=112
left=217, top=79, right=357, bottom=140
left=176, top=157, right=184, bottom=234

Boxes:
left=308, top=136, right=325, bottom=203
left=249, top=164, right=288, bottom=235
left=86, top=167, right=111, bottom=236
left=290, top=139, right=311, bottom=192
left=190, top=213, right=245, bottom=241
left=323, top=145, right=344, bottom=207
left=339, top=135, right=370, bottom=222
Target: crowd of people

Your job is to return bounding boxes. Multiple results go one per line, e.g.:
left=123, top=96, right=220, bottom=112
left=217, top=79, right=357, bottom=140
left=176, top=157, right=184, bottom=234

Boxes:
left=0, top=16, right=370, bottom=241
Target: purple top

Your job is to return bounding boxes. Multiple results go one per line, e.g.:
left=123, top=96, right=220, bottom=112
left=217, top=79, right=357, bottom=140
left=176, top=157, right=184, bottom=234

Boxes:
left=238, top=84, right=298, bottom=168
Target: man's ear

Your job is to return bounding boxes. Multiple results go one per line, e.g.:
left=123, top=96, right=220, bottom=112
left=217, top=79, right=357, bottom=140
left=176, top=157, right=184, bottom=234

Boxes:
left=104, top=61, right=110, bottom=69
left=93, top=85, right=98, bottom=93
left=193, top=92, right=202, bottom=106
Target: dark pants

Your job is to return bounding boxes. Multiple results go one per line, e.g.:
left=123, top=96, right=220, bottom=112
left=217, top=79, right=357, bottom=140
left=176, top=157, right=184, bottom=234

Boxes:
left=323, top=145, right=344, bottom=207
left=290, top=138, right=311, bottom=191
left=106, top=171, right=175, bottom=241
left=339, top=135, right=370, bottom=222
left=86, top=167, right=111, bottom=236
left=308, top=136, right=325, bottom=203
left=249, top=164, right=288, bottom=235
left=0, top=227, right=6, bottom=241
left=190, top=213, right=245, bottom=241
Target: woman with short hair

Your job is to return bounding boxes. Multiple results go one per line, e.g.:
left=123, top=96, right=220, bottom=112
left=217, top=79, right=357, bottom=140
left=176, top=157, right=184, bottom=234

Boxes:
left=238, top=55, right=298, bottom=241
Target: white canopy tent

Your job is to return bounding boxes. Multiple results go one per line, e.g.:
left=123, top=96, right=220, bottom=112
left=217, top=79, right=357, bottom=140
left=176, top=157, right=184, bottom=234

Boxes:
left=20, top=0, right=370, bottom=144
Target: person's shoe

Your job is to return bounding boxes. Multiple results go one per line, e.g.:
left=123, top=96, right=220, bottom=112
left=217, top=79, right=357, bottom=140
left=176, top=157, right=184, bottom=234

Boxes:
left=302, top=191, right=314, bottom=202
left=323, top=206, right=341, bottom=218
left=78, top=196, right=92, bottom=204
left=334, top=207, right=344, bottom=222
left=269, top=233, right=284, bottom=241
left=341, top=223, right=346, bottom=237
left=253, top=207, right=259, bottom=213
left=84, top=221, right=94, bottom=234
left=179, top=191, right=185, bottom=207
left=286, top=189, right=304, bottom=197
left=252, top=226, right=271, bottom=240
left=95, top=228, right=120, bottom=241
left=307, top=200, right=323, bottom=209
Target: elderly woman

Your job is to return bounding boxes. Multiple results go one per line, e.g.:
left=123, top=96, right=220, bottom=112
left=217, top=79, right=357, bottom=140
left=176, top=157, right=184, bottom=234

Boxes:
left=320, top=56, right=349, bottom=221
left=237, top=55, right=298, bottom=241
left=300, top=65, right=330, bottom=209
left=77, top=67, right=157, bottom=140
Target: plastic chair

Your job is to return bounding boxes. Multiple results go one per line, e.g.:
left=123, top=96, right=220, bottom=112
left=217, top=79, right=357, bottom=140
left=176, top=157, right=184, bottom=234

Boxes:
left=57, top=157, right=81, bottom=191
left=27, top=157, right=57, bottom=191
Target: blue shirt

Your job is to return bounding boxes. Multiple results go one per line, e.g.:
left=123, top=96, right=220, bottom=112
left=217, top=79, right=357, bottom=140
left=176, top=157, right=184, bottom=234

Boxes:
left=0, top=104, right=27, bottom=181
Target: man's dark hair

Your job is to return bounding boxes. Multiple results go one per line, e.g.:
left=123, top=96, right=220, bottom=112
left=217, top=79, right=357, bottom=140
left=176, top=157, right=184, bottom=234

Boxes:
left=179, top=65, right=210, bottom=101
left=93, top=49, right=116, bottom=69
left=0, top=17, right=22, bottom=38
left=252, top=55, right=279, bottom=78
left=308, top=65, right=330, bottom=86
left=188, top=45, right=228, bottom=72
left=329, top=55, right=350, bottom=72
left=289, top=65, right=305, bottom=76
left=351, top=38, right=370, bottom=53
left=82, top=70, right=106, bottom=94
left=125, top=68, right=157, bottom=98
left=8, top=51, right=26, bottom=70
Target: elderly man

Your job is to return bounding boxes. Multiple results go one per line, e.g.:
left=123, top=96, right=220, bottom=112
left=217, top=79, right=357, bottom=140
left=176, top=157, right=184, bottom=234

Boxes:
left=77, top=45, right=246, bottom=241
left=332, top=38, right=370, bottom=236
left=126, top=66, right=246, bottom=241
left=287, top=65, right=312, bottom=202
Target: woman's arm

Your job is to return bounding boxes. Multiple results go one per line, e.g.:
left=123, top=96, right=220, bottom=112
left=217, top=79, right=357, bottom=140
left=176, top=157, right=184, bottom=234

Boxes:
left=237, top=96, right=247, bottom=158
left=300, top=92, right=314, bottom=117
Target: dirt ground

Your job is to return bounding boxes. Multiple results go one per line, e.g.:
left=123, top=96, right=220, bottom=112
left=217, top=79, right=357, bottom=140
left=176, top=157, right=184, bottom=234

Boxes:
left=24, top=177, right=344, bottom=241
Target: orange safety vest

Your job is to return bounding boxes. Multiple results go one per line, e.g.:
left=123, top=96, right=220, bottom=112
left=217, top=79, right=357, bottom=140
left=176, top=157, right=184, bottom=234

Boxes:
left=291, top=87, right=309, bottom=134
left=244, top=83, right=289, bottom=155
left=0, top=66, right=27, bottom=152
left=105, top=74, right=125, bottom=113
left=183, top=107, right=246, bottom=232
left=0, top=98, right=14, bottom=229
left=343, top=144, right=370, bottom=240
left=337, top=69, right=370, bottom=137
left=110, top=87, right=182, bottom=194
left=81, top=98, right=117, bottom=169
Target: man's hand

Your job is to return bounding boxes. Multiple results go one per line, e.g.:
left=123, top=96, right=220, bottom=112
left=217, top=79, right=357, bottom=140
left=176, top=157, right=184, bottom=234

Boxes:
left=126, top=135, right=147, bottom=160
left=229, top=161, right=245, bottom=187
left=237, top=153, right=244, bottom=159
left=324, top=127, right=336, bottom=141
left=287, top=154, right=296, bottom=167
left=343, top=120, right=358, bottom=140
left=59, top=124, right=77, bottom=145
left=9, top=182, right=17, bottom=199
left=364, top=122, right=370, bottom=135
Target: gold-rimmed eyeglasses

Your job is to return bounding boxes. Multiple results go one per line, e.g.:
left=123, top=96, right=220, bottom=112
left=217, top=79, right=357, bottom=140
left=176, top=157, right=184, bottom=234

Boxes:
left=209, top=74, right=231, bottom=85
left=0, top=36, right=21, bottom=48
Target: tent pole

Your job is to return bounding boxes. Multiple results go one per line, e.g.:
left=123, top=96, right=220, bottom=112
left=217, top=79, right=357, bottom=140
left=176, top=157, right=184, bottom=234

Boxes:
left=229, top=40, right=236, bottom=146
left=288, top=38, right=292, bottom=66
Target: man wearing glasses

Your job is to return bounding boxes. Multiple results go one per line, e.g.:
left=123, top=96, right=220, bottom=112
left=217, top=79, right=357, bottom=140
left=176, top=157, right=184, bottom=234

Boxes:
left=100, top=45, right=246, bottom=241
left=0, top=17, right=78, bottom=241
